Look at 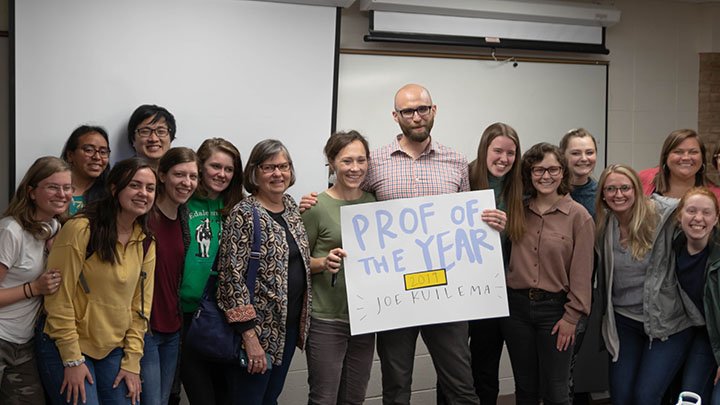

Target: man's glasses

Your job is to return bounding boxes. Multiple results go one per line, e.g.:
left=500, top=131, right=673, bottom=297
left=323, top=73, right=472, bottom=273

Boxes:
left=135, top=127, right=171, bottom=138
left=395, top=105, right=433, bottom=119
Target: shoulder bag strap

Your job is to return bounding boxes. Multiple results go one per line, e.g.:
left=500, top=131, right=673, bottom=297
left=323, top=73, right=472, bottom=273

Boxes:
left=246, top=206, right=262, bottom=304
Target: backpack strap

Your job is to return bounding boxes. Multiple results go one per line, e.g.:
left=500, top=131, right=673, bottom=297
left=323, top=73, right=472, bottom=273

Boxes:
left=138, top=236, right=152, bottom=322
left=78, top=234, right=152, bottom=297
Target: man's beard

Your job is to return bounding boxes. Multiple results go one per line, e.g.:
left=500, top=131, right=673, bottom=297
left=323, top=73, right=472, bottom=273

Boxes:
left=399, top=118, right=434, bottom=143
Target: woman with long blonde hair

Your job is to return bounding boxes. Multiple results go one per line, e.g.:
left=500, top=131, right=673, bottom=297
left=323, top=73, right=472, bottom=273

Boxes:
left=0, top=157, right=71, bottom=403
left=596, top=164, right=703, bottom=404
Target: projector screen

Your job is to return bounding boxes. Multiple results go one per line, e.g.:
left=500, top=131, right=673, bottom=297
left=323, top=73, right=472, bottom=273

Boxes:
left=13, top=0, right=338, bottom=199
left=336, top=51, right=607, bottom=176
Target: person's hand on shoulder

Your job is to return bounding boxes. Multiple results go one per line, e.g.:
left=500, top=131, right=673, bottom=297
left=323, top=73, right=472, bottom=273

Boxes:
left=299, top=192, right=319, bottom=213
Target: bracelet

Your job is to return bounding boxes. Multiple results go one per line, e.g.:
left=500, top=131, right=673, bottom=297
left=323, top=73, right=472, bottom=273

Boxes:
left=22, top=282, right=31, bottom=299
left=243, top=331, right=257, bottom=339
left=27, top=282, right=35, bottom=298
left=63, top=356, right=86, bottom=368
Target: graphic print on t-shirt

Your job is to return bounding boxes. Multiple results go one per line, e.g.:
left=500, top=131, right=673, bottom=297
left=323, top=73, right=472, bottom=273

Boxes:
left=195, top=217, right=213, bottom=258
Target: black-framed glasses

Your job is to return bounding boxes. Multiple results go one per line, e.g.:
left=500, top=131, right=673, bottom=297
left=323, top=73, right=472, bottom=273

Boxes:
left=80, top=145, right=110, bottom=158
left=395, top=105, right=433, bottom=119
left=135, top=127, right=171, bottom=138
left=259, top=162, right=292, bottom=173
left=531, top=166, right=562, bottom=177
left=604, top=184, right=633, bottom=195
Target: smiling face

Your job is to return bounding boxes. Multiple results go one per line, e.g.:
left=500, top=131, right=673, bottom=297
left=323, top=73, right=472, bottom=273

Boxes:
left=666, top=137, right=702, bottom=181
left=117, top=168, right=156, bottom=219
left=202, top=151, right=235, bottom=199
left=160, top=162, right=198, bottom=205
left=29, top=171, right=73, bottom=221
left=331, top=140, right=368, bottom=191
left=531, top=153, right=563, bottom=197
left=256, top=153, right=292, bottom=198
left=602, top=172, right=636, bottom=216
left=486, top=135, right=516, bottom=178
left=680, top=193, right=718, bottom=245
left=132, top=115, right=172, bottom=162
left=564, top=136, right=597, bottom=183
left=66, top=131, right=110, bottom=183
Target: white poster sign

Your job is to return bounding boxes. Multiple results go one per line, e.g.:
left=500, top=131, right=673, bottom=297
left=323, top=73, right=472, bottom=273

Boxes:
left=340, top=190, right=509, bottom=335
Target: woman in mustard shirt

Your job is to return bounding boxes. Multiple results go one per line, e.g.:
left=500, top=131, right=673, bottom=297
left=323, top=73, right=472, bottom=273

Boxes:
left=37, top=158, right=157, bottom=405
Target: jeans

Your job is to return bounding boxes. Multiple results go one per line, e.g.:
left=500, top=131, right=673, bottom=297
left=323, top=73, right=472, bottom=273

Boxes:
left=609, top=313, right=693, bottom=405
left=229, top=327, right=299, bottom=405
left=305, top=318, right=375, bottom=405
left=680, top=327, right=716, bottom=404
left=140, top=331, right=180, bottom=405
left=501, top=289, right=574, bottom=405
left=35, top=329, right=130, bottom=405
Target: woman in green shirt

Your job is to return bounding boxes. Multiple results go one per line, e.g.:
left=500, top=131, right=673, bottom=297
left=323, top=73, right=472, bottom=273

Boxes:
left=302, top=131, right=376, bottom=404
left=178, top=138, right=244, bottom=404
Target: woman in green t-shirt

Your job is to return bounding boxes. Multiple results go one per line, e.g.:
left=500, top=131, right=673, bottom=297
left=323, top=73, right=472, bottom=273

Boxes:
left=178, top=138, right=244, bottom=405
left=301, top=131, right=376, bottom=404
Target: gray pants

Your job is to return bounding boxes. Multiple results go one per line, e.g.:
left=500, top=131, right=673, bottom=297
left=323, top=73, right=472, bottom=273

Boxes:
left=0, top=337, right=44, bottom=405
left=306, top=318, right=375, bottom=405
left=376, top=321, right=479, bottom=405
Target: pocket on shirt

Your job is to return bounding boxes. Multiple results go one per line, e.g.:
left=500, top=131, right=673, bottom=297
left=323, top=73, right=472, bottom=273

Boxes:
left=78, top=301, right=132, bottom=344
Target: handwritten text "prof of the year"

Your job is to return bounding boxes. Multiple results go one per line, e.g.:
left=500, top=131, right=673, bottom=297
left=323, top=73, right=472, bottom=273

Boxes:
left=350, top=199, right=495, bottom=275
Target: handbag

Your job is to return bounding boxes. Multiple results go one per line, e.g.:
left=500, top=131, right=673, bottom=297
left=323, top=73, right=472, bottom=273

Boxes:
left=185, top=206, right=268, bottom=367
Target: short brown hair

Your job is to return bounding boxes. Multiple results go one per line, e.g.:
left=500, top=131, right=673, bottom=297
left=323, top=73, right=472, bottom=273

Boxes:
left=521, top=142, right=570, bottom=197
left=243, top=139, right=295, bottom=195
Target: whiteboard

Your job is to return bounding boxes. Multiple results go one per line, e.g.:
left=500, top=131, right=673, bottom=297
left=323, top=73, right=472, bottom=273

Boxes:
left=13, top=0, right=337, bottom=200
left=336, top=52, right=607, bottom=174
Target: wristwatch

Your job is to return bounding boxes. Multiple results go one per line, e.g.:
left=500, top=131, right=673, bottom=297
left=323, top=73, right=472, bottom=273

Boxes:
left=63, top=356, right=86, bottom=368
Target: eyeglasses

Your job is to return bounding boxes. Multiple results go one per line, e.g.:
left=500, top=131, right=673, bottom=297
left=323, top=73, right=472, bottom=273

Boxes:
left=39, top=184, right=74, bottom=195
left=135, top=127, right=171, bottom=138
left=80, top=145, right=111, bottom=158
left=395, top=105, right=433, bottom=119
left=603, top=184, right=633, bottom=195
left=259, top=162, right=292, bottom=173
left=531, top=166, right=562, bottom=177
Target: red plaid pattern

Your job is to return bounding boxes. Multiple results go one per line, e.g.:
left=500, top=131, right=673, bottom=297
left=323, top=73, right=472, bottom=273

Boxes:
left=363, top=135, right=470, bottom=201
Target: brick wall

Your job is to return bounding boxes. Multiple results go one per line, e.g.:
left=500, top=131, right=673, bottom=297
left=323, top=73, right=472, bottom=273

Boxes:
left=700, top=53, right=720, bottom=183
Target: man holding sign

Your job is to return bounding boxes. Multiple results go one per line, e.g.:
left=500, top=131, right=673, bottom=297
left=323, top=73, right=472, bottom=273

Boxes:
left=362, top=84, right=506, bottom=405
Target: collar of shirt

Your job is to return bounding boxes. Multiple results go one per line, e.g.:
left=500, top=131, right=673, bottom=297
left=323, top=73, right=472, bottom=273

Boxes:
left=389, top=134, right=435, bottom=158
left=527, top=193, right=573, bottom=216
